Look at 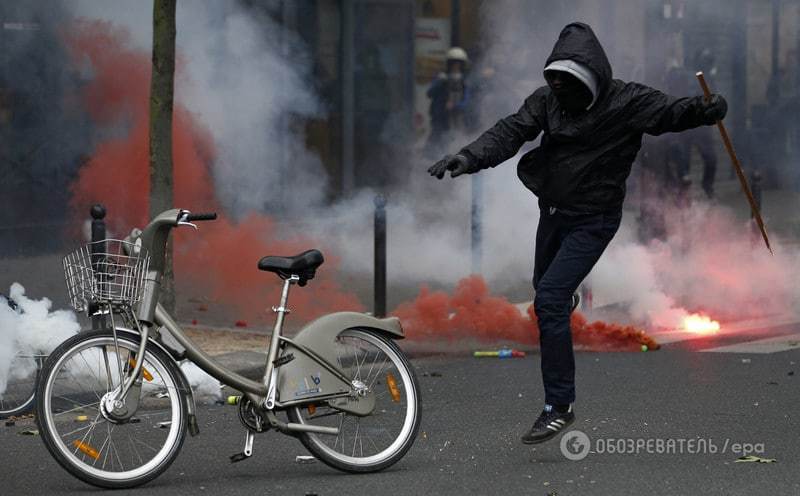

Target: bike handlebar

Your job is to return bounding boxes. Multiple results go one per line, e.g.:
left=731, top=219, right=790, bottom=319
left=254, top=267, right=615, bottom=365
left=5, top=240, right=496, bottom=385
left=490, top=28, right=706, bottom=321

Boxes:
left=185, top=212, right=217, bottom=222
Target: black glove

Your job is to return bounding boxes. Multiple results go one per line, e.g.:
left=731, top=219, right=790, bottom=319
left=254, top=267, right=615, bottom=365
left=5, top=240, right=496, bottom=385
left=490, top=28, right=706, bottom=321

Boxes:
left=701, top=94, right=727, bottom=124
left=427, top=154, right=471, bottom=180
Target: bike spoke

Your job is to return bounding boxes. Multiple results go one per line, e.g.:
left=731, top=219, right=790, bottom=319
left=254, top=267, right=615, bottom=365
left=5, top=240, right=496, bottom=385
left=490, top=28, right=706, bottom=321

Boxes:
left=367, top=356, right=390, bottom=390
left=352, top=421, right=360, bottom=457
left=129, top=436, right=144, bottom=466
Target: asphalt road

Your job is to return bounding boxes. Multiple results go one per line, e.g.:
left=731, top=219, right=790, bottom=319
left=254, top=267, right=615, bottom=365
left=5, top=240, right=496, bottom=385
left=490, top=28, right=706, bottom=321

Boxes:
left=2, top=339, right=799, bottom=496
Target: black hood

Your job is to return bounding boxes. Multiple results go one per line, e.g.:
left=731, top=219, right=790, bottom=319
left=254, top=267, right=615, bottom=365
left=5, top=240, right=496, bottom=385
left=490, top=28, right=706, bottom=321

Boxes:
left=545, top=22, right=613, bottom=96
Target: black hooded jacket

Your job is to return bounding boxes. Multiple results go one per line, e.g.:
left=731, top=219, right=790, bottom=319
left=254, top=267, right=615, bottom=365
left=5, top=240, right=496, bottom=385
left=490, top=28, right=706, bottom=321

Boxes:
left=459, top=23, right=716, bottom=214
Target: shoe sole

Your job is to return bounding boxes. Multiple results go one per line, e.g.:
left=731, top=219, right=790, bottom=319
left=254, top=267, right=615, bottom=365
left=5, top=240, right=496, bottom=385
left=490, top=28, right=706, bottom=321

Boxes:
left=521, top=415, right=575, bottom=445
left=571, top=293, right=580, bottom=313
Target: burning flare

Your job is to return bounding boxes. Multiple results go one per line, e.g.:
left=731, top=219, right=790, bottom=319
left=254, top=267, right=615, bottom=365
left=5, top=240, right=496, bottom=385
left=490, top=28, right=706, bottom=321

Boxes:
left=682, top=313, right=720, bottom=334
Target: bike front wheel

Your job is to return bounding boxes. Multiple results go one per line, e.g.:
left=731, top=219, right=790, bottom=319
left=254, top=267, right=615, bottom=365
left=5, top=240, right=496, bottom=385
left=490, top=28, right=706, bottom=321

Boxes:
left=287, top=329, right=421, bottom=472
left=35, top=329, right=187, bottom=489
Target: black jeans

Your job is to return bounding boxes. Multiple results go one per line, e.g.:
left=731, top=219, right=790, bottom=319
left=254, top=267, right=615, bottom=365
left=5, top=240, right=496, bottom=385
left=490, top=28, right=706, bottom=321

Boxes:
left=533, top=207, right=622, bottom=405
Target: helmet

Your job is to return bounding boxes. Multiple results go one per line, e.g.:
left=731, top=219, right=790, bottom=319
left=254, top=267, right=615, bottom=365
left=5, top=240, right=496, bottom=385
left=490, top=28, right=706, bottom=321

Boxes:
left=446, top=47, right=469, bottom=63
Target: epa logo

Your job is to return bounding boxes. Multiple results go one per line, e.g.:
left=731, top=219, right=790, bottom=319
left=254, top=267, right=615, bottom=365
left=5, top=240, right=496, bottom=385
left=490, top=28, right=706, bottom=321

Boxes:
left=560, top=430, right=591, bottom=460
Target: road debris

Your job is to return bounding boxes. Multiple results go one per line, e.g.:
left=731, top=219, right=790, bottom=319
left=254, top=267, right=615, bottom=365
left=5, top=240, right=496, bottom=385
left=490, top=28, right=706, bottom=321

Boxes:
left=735, top=455, right=777, bottom=463
left=473, top=349, right=526, bottom=358
left=295, top=455, right=316, bottom=464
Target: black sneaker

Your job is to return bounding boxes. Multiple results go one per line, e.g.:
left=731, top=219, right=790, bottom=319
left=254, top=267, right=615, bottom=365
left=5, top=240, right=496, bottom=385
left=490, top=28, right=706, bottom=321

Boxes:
left=521, top=404, right=575, bottom=444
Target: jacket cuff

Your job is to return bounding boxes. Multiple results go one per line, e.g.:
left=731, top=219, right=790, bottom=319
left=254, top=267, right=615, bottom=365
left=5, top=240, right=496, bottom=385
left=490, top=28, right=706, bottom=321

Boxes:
left=457, top=150, right=480, bottom=173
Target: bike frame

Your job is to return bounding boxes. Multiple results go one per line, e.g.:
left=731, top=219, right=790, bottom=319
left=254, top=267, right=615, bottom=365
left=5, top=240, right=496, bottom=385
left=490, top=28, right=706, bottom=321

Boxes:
left=110, top=209, right=353, bottom=436
left=151, top=283, right=354, bottom=409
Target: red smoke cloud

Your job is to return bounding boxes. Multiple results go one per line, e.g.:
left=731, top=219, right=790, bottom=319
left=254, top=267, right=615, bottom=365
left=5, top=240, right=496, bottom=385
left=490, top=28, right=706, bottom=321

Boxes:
left=66, top=20, right=362, bottom=323
left=66, top=20, right=216, bottom=229
left=394, top=275, right=658, bottom=351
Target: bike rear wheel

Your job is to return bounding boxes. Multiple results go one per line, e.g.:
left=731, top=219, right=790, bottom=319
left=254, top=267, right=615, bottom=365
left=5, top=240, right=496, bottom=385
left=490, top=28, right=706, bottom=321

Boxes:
left=287, top=329, right=421, bottom=472
left=0, top=353, right=39, bottom=418
left=36, top=329, right=187, bottom=489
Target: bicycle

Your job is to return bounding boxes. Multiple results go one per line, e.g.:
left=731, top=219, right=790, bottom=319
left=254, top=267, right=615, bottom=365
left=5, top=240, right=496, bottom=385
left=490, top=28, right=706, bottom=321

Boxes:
left=35, top=209, right=421, bottom=488
left=0, top=295, right=45, bottom=419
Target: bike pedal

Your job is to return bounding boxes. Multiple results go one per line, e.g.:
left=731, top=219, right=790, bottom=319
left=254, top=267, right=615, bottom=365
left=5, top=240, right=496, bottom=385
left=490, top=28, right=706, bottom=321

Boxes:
left=229, top=452, right=251, bottom=463
left=230, top=429, right=255, bottom=463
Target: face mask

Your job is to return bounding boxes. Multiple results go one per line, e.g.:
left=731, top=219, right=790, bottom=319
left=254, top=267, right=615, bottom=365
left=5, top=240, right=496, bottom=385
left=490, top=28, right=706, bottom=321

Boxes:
left=544, top=70, right=593, bottom=114
left=447, top=72, right=463, bottom=81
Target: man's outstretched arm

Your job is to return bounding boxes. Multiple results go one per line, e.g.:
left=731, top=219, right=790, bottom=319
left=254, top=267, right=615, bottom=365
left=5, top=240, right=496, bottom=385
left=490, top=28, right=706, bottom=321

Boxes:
left=428, top=91, right=545, bottom=179
left=626, top=82, right=727, bottom=136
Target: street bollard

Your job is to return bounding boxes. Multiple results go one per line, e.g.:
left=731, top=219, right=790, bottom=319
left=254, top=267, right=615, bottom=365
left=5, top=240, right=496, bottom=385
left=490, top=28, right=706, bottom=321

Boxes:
left=374, top=195, right=387, bottom=318
left=90, top=204, right=107, bottom=330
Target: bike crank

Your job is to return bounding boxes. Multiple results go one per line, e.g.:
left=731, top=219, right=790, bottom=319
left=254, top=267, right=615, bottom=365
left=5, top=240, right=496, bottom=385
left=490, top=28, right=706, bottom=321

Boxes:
left=229, top=395, right=266, bottom=463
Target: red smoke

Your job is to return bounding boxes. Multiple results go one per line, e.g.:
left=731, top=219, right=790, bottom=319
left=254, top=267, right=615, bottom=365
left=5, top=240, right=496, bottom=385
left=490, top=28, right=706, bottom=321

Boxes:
left=66, top=20, right=216, bottom=229
left=66, top=20, right=362, bottom=323
left=394, top=275, right=658, bottom=351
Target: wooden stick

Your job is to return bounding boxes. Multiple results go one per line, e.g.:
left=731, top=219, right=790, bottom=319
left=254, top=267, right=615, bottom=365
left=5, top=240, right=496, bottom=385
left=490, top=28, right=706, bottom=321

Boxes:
left=696, top=72, right=773, bottom=254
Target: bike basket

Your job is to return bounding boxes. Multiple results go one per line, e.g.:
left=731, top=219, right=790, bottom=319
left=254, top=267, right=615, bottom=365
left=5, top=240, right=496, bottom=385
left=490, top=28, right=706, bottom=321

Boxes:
left=63, top=239, right=150, bottom=312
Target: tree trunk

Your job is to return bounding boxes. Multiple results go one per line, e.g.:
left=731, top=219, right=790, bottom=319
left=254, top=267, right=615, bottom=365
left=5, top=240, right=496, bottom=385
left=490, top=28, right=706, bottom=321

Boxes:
left=149, top=0, right=177, bottom=313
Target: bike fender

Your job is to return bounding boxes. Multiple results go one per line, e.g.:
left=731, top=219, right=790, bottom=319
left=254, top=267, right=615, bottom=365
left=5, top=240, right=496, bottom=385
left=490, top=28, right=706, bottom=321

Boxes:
left=276, top=312, right=401, bottom=413
left=287, top=312, right=403, bottom=374
left=300, top=312, right=405, bottom=340
left=115, top=328, right=198, bottom=427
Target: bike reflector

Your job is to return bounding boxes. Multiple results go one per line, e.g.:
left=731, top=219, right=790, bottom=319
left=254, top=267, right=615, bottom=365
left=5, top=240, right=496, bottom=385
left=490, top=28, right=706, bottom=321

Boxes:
left=73, top=440, right=100, bottom=460
left=128, top=358, right=154, bottom=382
left=386, top=372, right=401, bottom=403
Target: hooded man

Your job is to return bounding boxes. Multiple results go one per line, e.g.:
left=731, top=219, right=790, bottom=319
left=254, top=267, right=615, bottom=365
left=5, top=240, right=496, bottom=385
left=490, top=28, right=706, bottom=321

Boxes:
left=428, top=23, right=727, bottom=444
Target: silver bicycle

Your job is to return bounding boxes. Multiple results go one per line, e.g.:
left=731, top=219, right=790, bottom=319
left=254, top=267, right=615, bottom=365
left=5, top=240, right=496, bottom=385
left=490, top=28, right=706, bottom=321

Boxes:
left=0, top=296, right=48, bottom=419
left=35, top=209, right=421, bottom=489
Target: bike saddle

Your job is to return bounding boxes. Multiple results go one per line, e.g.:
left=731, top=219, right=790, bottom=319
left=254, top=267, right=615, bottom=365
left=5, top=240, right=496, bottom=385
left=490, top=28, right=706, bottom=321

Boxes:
left=258, top=249, right=324, bottom=286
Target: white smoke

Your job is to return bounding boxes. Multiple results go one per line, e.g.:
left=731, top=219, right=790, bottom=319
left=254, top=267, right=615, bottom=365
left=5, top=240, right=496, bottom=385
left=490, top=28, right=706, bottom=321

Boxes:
left=60, top=0, right=800, bottom=333
left=20, top=0, right=528, bottom=308
left=68, top=0, right=326, bottom=215
left=179, top=361, right=222, bottom=404
left=175, top=2, right=327, bottom=215
left=0, top=283, right=80, bottom=397
left=65, top=0, right=539, bottom=291
left=590, top=201, right=800, bottom=328
left=299, top=158, right=539, bottom=293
